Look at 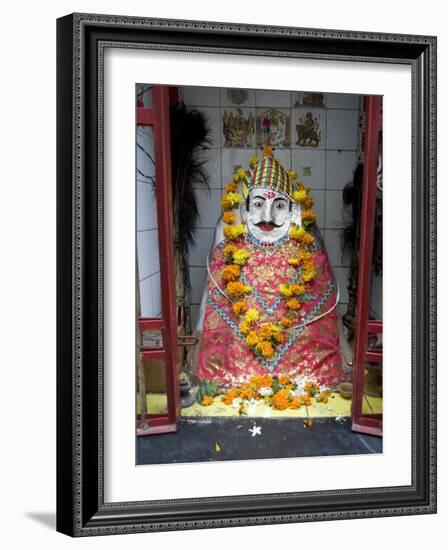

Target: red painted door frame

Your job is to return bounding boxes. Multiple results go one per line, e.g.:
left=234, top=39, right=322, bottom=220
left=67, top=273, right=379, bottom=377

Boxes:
left=351, top=96, right=383, bottom=437
left=136, top=86, right=180, bottom=436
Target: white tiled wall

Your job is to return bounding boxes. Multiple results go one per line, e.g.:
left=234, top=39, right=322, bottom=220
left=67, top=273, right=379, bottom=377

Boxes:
left=136, top=84, right=162, bottom=318
left=180, top=87, right=377, bottom=327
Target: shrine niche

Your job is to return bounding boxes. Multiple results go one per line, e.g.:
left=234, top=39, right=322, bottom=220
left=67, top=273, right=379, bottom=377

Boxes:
left=135, top=84, right=383, bottom=465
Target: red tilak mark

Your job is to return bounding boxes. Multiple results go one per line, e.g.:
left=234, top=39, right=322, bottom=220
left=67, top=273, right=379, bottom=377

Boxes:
left=262, top=191, right=276, bottom=199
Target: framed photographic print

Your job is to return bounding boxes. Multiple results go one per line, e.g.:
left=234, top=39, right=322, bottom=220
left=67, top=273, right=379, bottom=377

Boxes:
left=56, top=13, right=437, bottom=536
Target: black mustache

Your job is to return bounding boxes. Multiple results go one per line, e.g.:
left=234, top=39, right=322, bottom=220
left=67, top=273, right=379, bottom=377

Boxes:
left=255, top=221, right=281, bottom=228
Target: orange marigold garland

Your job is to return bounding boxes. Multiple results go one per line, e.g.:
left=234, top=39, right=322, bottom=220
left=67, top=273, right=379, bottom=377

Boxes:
left=219, top=160, right=319, bottom=361
left=213, top=374, right=331, bottom=412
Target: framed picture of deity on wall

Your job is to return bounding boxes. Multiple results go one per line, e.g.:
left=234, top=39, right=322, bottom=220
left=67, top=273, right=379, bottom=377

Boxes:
left=56, top=13, right=437, bottom=537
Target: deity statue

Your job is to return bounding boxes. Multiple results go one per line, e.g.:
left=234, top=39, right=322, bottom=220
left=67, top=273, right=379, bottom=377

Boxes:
left=192, top=147, right=345, bottom=389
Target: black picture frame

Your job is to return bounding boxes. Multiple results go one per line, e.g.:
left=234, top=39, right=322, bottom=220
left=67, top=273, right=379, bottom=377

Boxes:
left=56, top=13, right=437, bottom=536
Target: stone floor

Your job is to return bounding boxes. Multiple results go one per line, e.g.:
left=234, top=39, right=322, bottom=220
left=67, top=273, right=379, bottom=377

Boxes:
left=136, top=415, right=382, bottom=465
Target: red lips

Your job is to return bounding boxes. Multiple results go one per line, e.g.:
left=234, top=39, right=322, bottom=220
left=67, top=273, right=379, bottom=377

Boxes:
left=258, top=223, right=276, bottom=232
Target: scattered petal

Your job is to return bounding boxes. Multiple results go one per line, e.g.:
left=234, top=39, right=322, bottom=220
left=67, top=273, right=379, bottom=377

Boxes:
left=248, top=424, right=262, bottom=437
left=215, top=442, right=221, bottom=452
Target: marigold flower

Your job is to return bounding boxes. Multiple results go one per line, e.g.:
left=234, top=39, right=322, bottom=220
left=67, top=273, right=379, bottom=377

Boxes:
left=288, top=258, right=300, bottom=267
left=279, top=375, right=289, bottom=385
left=222, top=264, right=241, bottom=281
left=232, top=248, right=250, bottom=266
left=290, top=283, right=306, bottom=296
left=234, top=168, right=247, bottom=181
left=279, top=283, right=293, bottom=297
left=301, top=209, right=317, bottom=225
left=226, top=281, right=252, bottom=298
left=225, top=182, right=238, bottom=193
left=262, top=145, right=273, bottom=157
left=250, top=374, right=273, bottom=389
left=279, top=317, right=293, bottom=328
left=301, top=232, right=315, bottom=246
left=201, top=395, right=214, bottom=406
left=270, top=326, right=284, bottom=344
left=232, top=300, right=248, bottom=316
left=286, top=297, right=301, bottom=310
left=298, top=250, right=313, bottom=263
left=223, top=223, right=245, bottom=240
left=223, top=244, right=237, bottom=258
left=289, top=224, right=306, bottom=240
left=239, top=320, right=251, bottom=335
left=302, top=196, right=314, bottom=209
left=272, top=389, right=290, bottom=410
left=293, top=189, right=308, bottom=203
left=245, top=331, right=259, bottom=347
left=222, top=388, right=239, bottom=405
left=244, top=308, right=260, bottom=324
left=290, top=396, right=303, bottom=409
left=221, top=192, right=242, bottom=211
left=256, top=340, right=275, bottom=359
left=302, top=264, right=316, bottom=282
left=249, top=155, right=259, bottom=167
left=222, top=211, right=237, bottom=225
left=258, top=324, right=274, bottom=340
left=287, top=170, right=298, bottom=182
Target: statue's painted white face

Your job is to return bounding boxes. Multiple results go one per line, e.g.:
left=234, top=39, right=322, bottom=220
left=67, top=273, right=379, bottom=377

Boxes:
left=242, top=188, right=299, bottom=243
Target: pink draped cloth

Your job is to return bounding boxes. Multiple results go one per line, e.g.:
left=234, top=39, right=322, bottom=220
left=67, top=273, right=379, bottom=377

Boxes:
left=196, top=234, right=345, bottom=388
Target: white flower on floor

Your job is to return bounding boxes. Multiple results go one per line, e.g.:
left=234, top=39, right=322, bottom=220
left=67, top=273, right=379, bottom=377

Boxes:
left=232, top=398, right=242, bottom=409
left=259, top=387, right=273, bottom=397
left=247, top=399, right=258, bottom=415
left=249, top=423, right=262, bottom=437
left=262, top=407, right=272, bottom=418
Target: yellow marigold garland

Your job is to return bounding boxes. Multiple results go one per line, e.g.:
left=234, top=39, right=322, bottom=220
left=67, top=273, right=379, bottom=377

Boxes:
left=218, top=159, right=319, bottom=360
left=213, top=374, right=331, bottom=411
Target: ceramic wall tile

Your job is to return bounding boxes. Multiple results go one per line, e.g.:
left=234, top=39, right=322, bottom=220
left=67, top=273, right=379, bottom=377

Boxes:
left=221, top=107, right=256, bottom=148
left=292, top=91, right=326, bottom=108
left=139, top=275, right=154, bottom=317
left=332, top=267, right=350, bottom=304
left=255, top=89, right=292, bottom=107
left=291, top=149, right=326, bottom=190
left=181, top=86, right=220, bottom=106
left=151, top=271, right=162, bottom=317
left=198, top=107, right=221, bottom=147
left=194, top=188, right=223, bottom=228
left=189, top=267, right=208, bottom=304
left=272, top=149, right=291, bottom=170
left=221, top=148, right=256, bottom=185
left=137, top=229, right=160, bottom=280
left=324, top=229, right=349, bottom=267
left=139, top=272, right=162, bottom=318
left=326, top=150, right=357, bottom=191
left=188, top=228, right=216, bottom=267
left=325, top=190, right=346, bottom=230
left=136, top=126, right=155, bottom=183
left=192, top=147, right=221, bottom=189
left=220, top=88, right=255, bottom=107
left=136, top=181, right=157, bottom=232
left=189, top=304, right=200, bottom=330
left=326, top=93, right=360, bottom=110
left=256, top=108, right=291, bottom=148
left=326, top=109, right=359, bottom=150
left=291, top=108, right=326, bottom=149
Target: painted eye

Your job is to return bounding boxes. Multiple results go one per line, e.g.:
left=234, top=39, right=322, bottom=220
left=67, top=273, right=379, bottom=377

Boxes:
left=276, top=202, right=286, bottom=210
left=254, top=201, right=263, bottom=208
